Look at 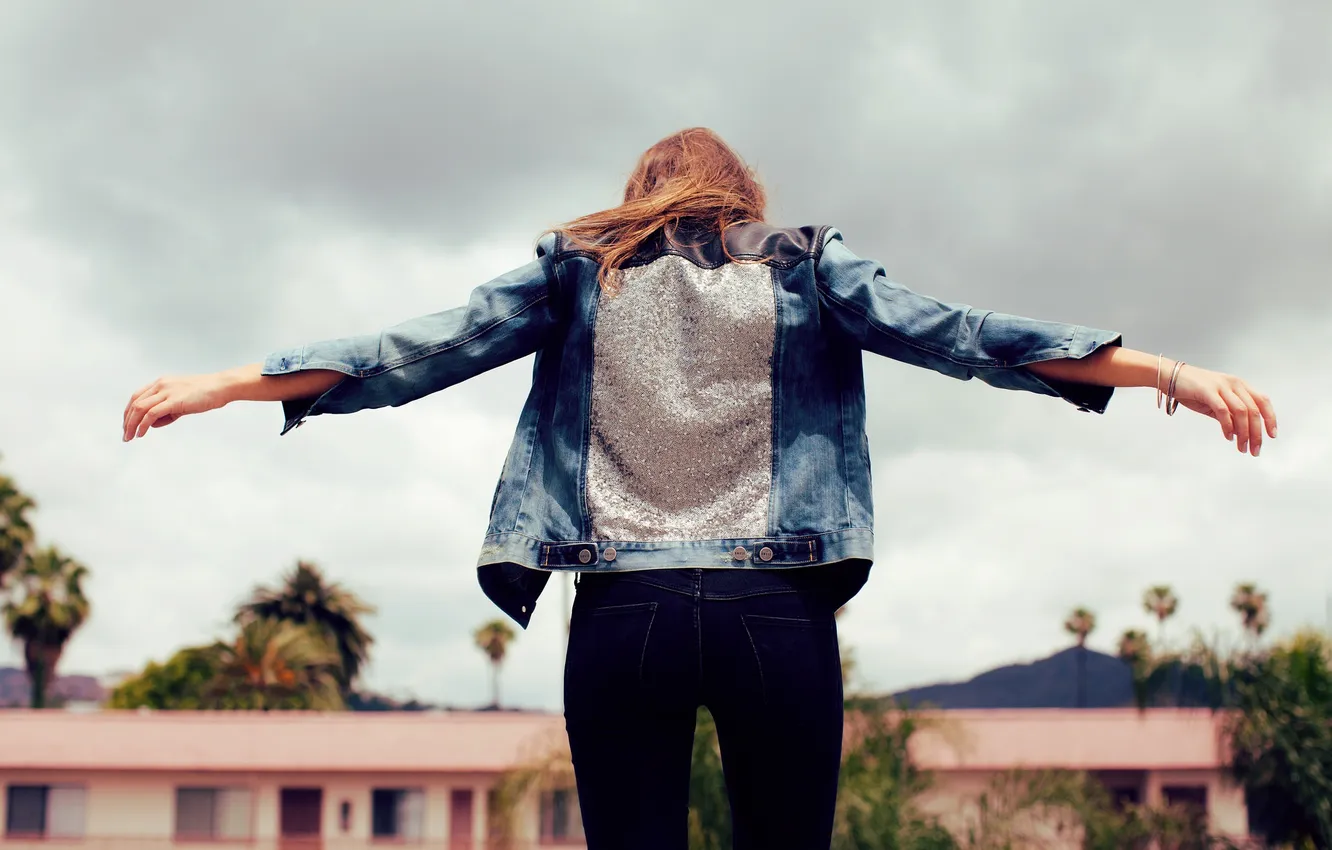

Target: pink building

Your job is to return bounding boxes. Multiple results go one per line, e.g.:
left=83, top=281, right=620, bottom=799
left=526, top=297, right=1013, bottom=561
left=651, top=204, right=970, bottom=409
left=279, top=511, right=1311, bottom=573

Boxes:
left=906, top=708, right=1248, bottom=841
left=0, top=708, right=1246, bottom=848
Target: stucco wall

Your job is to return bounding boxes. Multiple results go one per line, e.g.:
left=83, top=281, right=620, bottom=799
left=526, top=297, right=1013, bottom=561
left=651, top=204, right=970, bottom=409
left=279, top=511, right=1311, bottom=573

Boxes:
left=915, top=767, right=1247, bottom=842
left=0, top=769, right=559, bottom=848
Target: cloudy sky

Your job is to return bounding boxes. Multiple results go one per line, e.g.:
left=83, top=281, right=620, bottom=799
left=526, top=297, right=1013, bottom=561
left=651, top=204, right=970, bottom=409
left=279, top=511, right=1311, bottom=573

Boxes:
left=1, top=1, right=1329, bottom=710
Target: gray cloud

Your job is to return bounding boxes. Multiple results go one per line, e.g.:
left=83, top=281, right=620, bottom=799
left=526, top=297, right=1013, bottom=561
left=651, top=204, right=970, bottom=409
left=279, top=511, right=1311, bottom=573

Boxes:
left=4, top=0, right=1328, bottom=361
left=1, top=1, right=1328, bottom=708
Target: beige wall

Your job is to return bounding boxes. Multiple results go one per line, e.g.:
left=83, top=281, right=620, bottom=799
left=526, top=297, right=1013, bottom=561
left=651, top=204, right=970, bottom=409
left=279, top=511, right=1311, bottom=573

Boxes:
left=916, top=767, right=1247, bottom=843
left=2, top=765, right=1245, bottom=846
left=916, top=772, right=1081, bottom=849
left=1146, top=768, right=1248, bottom=836
left=0, top=768, right=572, bottom=849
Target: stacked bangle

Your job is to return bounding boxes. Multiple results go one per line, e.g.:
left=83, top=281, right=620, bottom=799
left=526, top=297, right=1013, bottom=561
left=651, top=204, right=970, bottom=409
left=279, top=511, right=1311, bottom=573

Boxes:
left=1165, top=359, right=1186, bottom=416
left=1157, top=354, right=1187, bottom=415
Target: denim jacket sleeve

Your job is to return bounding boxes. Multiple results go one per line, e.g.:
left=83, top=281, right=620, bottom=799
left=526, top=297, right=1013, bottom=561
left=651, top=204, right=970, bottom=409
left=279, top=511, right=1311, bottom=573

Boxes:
left=260, top=234, right=563, bottom=435
left=815, top=228, right=1122, bottom=413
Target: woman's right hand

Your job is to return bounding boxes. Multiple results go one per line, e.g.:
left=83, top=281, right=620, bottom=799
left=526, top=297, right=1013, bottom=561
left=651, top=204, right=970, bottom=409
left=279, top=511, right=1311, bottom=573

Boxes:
left=122, top=373, right=233, bottom=442
left=1169, top=365, right=1277, bottom=457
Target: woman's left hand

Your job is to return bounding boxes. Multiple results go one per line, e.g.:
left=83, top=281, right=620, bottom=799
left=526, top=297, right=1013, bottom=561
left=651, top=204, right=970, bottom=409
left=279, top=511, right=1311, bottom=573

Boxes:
left=1170, top=365, right=1277, bottom=456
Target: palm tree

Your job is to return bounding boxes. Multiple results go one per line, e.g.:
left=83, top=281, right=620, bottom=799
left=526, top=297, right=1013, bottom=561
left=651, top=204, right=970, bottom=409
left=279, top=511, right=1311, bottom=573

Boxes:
left=3, top=547, right=90, bottom=708
left=488, top=728, right=578, bottom=850
left=1118, top=628, right=1154, bottom=710
left=1064, top=607, right=1097, bottom=708
left=1225, top=629, right=1332, bottom=847
left=236, top=560, right=374, bottom=693
left=1117, top=629, right=1150, bottom=665
left=0, top=464, right=38, bottom=587
left=1230, top=582, right=1270, bottom=645
left=208, top=618, right=342, bottom=710
left=474, top=618, right=516, bottom=709
left=1143, top=585, right=1179, bottom=646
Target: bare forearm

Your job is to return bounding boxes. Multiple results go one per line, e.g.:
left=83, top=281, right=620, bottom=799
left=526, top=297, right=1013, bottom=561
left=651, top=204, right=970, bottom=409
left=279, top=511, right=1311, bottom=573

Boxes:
left=1027, top=346, right=1173, bottom=392
left=218, top=363, right=345, bottom=405
left=123, top=364, right=345, bottom=442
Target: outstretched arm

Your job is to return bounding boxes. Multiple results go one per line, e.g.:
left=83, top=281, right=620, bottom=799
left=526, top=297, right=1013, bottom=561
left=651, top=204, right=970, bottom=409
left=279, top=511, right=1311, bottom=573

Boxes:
left=1027, top=347, right=1277, bottom=456
left=122, top=365, right=342, bottom=442
left=816, top=229, right=1278, bottom=457
left=123, top=236, right=563, bottom=443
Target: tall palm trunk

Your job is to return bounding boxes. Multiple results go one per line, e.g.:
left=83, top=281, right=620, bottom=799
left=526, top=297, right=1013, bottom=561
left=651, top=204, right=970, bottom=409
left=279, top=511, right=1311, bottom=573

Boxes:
left=25, top=644, right=56, bottom=709
left=29, top=664, right=48, bottom=709
left=490, top=659, right=501, bottom=708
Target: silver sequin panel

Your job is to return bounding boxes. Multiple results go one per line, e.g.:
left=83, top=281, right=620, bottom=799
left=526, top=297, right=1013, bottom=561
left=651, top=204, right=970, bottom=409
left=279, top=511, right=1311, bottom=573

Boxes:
left=587, top=256, right=776, bottom=542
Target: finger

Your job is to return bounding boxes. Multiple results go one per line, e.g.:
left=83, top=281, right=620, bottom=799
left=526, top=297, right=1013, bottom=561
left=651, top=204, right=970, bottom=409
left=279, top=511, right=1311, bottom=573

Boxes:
left=136, top=400, right=177, bottom=439
left=1219, top=386, right=1250, bottom=454
left=1232, top=385, right=1263, bottom=456
left=1208, top=393, right=1234, bottom=441
left=1248, top=386, right=1278, bottom=439
left=124, top=392, right=165, bottom=442
left=124, top=380, right=158, bottom=432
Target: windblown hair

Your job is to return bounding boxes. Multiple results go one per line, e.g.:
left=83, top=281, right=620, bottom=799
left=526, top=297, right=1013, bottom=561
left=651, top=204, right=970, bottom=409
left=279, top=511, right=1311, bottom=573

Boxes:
left=556, top=128, right=768, bottom=291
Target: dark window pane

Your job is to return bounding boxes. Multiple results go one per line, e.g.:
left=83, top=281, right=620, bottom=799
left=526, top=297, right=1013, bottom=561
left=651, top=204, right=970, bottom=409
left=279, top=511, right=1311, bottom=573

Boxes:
left=1162, top=785, right=1209, bottom=833
left=552, top=789, right=570, bottom=838
left=1111, top=786, right=1141, bottom=809
left=539, top=788, right=583, bottom=840
left=176, top=788, right=216, bottom=838
left=279, top=788, right=322, bottom=837
left=372, top=789, right=402, bottom=837
left=6, top=786, right=47, bottom=835
left=1163, top=785, right=1208, bottom=808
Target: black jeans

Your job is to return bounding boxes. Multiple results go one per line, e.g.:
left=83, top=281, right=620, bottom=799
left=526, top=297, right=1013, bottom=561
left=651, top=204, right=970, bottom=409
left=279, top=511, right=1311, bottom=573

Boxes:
left=563, top=562, right=868, bottom=850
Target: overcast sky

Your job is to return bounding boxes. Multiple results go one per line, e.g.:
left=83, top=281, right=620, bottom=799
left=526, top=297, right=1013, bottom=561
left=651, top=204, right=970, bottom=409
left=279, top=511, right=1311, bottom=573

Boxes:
left=1, top=1, right=1329, bottom=710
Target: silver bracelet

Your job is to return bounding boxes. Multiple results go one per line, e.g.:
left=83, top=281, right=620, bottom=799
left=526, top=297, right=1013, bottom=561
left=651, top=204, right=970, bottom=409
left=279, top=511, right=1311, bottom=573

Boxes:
left=1165, top=361, right=1186, bottom=416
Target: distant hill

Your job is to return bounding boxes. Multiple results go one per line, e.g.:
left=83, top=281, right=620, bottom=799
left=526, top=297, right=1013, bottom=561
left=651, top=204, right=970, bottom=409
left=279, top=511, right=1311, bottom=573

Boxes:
left=0, top=666, right=106, bottom=707
left=0, top=647, right=1193, bottom=712
left=891, top=647, right=1136, bottom=709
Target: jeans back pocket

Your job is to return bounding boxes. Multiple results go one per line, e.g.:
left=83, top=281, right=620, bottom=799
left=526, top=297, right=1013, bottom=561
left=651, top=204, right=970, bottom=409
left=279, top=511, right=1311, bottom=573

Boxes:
left=567, top=601, right=659, bottom=702
left=741, top=613, right=840, bottom=707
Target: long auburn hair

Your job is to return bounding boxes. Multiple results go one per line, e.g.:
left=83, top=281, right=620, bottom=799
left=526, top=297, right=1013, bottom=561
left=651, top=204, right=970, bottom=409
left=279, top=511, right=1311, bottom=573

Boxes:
left=557, top=128, right=768, bottom=291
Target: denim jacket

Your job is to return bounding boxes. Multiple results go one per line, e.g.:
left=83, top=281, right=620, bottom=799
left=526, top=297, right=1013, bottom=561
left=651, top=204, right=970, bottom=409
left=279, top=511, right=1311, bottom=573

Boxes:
left=263, top=223, right=1122, bottom=627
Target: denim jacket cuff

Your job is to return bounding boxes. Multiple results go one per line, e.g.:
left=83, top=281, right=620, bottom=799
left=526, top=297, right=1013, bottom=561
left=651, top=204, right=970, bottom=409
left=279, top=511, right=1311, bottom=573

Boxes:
left=1026, top=328, right=1123, bottom=414
left=260, top=348, right=348, bottom=436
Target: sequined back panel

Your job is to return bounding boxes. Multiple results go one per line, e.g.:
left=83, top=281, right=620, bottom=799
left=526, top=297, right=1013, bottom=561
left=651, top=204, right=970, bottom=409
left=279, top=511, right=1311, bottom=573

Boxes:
left=586, top=257, right=776, bottom=541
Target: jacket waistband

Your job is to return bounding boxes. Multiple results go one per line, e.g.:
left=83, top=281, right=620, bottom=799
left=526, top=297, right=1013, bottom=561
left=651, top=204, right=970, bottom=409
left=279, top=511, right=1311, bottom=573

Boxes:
left=475, top=528, right=876, bottom=630
left=479, top=528, right=875, bottom=573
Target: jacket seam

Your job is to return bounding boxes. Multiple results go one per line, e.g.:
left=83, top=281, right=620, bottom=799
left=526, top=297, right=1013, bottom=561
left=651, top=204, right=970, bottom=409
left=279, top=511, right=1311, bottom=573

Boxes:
left=578, top=286, right=600, bottom=540
left=837, top=380, right=852, bottom=526
left=509, top=369, right=545, bottom=535
left=766, top=265, right=783, bottom=539
left=817, top=282, right=1015, bottom=369
left=812, top=225, right=834, bottom=265
left=542, top=236, right=566, bottom=322
left=357, top=291, right=549, bottom=377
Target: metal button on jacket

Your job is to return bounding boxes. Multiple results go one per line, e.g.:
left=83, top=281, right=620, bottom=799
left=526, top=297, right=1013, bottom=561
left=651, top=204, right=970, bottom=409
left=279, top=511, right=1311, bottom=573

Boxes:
left=732, top=546, right=748, bottom=561
left=578, top=549, right=592, bottom=564
left=759, top=546, right=774, bottom=562
left=603, top=547, right=617, bottom=562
